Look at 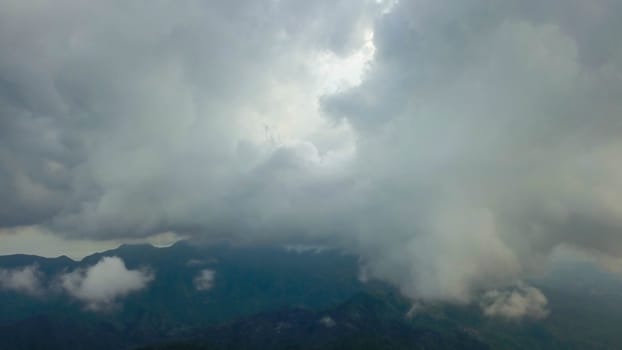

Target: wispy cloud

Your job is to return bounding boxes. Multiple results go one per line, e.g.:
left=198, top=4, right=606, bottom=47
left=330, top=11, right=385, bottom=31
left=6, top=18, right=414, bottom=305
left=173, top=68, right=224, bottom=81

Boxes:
left=0, top=264, right=44, bottom=296
left=194, top=269, right=215, bottom=291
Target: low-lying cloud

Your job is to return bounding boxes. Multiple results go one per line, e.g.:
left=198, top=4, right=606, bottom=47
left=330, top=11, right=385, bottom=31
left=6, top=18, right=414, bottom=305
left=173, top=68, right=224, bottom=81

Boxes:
left=194, top=269, right=215, bottom=291
left=0, top=264, right=43, bottom=296
left=59, top=256, right=153, bottom=310
left=480, top=283, right=549, bottom=319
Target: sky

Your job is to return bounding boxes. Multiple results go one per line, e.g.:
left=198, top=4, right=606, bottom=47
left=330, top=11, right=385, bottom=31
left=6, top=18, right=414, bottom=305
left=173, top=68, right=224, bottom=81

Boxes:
left=1, top=0, right=622, bottom=310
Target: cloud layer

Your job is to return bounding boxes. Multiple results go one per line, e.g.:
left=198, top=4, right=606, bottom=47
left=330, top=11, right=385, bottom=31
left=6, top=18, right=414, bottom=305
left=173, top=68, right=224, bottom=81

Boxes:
left=2, top=0, right=622, bottom=310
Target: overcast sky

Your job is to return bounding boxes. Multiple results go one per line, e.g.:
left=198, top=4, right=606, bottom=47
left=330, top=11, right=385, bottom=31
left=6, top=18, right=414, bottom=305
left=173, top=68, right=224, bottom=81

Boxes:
left=2, top=0, right=622, bottom=305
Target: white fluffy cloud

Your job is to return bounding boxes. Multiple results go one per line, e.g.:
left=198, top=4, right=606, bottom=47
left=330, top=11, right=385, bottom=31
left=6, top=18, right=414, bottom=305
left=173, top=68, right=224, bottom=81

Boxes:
left=0, top=264, right=43, bottom=295
left=480, top=283, right=549, bottom=319
left=59, top=256, right=153, bottom=310
left=194, top=269, right=216, bottom=291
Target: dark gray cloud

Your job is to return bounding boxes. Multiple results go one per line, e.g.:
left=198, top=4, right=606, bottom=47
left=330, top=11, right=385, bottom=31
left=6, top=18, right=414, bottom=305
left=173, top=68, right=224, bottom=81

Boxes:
left=2, top=0, right=622, bottom=310
left=0, top=0, right=379, bottom=237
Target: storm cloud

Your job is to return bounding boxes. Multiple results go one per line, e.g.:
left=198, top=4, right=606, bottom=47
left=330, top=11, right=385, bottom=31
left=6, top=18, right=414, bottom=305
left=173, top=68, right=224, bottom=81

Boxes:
left=2, top=0, right=622, bottom=310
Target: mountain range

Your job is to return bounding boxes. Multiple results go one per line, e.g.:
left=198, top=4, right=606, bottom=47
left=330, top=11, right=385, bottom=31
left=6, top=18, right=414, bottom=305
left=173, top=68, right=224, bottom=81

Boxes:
left=1, top=242, right=622, bottom=349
